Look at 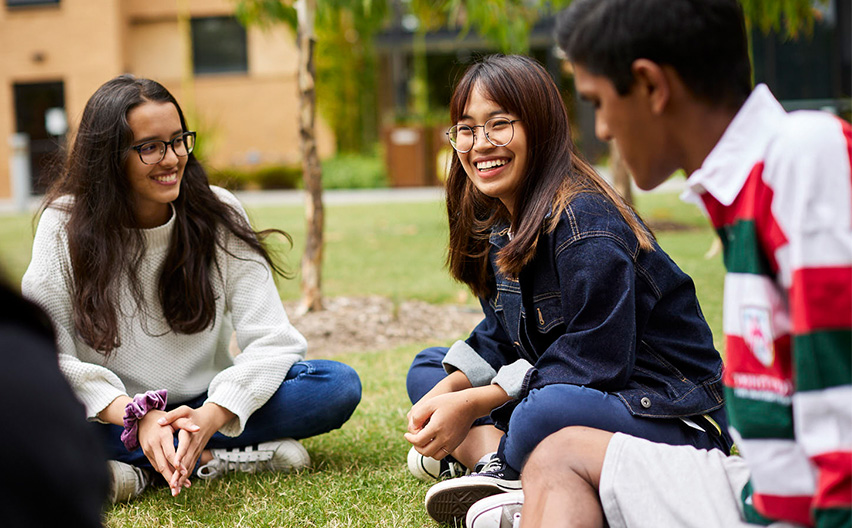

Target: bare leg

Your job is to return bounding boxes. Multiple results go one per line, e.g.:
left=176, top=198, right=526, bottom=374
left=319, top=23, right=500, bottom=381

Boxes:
left=520, top=426, right=613, bottom=528
left=451, top=425, right=504, bottom=469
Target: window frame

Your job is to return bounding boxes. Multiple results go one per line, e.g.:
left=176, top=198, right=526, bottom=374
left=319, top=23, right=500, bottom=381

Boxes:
left=6, top=0, right=60, bottom=8
left=190, top=15, right=249, bottom=76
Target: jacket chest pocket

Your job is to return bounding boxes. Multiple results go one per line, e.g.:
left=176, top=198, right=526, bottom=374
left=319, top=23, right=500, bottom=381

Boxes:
left=523, top=293, right=564, bottom=352
left=529, top=293, right=563, bottom=333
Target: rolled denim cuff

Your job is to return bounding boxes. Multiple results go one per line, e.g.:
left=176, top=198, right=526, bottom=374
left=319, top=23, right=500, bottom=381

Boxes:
left=442, top=340, right=497, bottom=387
left=120, top=389, right=168, bottom=451
left=491, top=359, right=533, bottom=399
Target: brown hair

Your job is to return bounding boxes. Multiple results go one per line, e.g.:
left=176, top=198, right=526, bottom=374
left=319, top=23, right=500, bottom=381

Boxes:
left=42, top=75, right=292, bottom=354
left=445, top=55, right=653, bottom=297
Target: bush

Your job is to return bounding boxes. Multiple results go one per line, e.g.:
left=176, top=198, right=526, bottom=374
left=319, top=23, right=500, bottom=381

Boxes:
left=206, top=167, right=250, bottom=191
left=207, top=165, right=302, bottom=191
left=207, top=154, right=386, bottom=192
left=321, top=153, right=387, bottom=189
left=254, top=165, right=302, bottom=190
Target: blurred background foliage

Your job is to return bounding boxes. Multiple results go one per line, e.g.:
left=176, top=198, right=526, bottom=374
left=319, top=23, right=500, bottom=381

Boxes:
left=236, top=0, right=835, bottom=153
left=315, top=1, right=388, bottom=155
left=237, top=0, right=574, bottom=158
left=207, top=150, right=387, bottom=190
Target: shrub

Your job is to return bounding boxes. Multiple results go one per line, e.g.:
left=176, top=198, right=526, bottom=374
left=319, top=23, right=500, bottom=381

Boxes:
left=321, top=153, right=388, bottom=189
left=207, top=165, right=302, bottom=190
left=254, top=165, right=302, bottom=190
left=206, top=167, right=250, bottom=191
left=207, top=154, right=387, bottom=192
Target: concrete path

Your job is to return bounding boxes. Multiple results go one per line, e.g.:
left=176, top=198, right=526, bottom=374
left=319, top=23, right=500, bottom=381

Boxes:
left=0, top=166, right=686, bottom=216
left=0, top=186, right=447, bottom=216
left=234, top=186, right=445, bottom=207
left=231, top=170, right=686, bottom=207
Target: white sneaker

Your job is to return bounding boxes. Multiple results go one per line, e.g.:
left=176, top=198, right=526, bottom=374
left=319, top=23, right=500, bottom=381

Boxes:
left=467, top=490, right=524, bottom=528
left=197, top=438, right=310, bottom=480
left=107, top=460, right=152, bottom=503
left=407, top=446, right=469, bottom=481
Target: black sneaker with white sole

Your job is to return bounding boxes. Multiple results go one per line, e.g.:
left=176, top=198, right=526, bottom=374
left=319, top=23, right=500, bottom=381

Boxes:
left=424, top=453, right=522, bottom=526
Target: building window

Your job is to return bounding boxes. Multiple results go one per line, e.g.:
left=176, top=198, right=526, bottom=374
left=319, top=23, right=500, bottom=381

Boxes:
left=191, top=16, right=248, bottom=75
left=6, top=0, right=60, bottom=7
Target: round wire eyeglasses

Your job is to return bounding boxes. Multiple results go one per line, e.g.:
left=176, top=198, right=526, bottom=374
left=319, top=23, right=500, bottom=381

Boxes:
left=446, top=118, right=521, bottom=153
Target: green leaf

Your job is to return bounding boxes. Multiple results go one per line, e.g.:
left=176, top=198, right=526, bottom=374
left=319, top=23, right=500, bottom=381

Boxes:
left=235, top=0, right=298, bottom=31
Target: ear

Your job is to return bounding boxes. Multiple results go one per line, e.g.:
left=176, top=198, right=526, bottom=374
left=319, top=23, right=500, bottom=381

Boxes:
left=631, top=59, right=671, bottom=115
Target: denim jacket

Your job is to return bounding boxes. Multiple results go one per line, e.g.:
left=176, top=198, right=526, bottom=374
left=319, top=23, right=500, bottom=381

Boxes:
left=443, top=192, right=725, bottom=419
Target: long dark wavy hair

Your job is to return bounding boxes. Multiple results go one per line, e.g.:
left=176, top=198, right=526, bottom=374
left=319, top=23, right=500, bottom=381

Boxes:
left=446, top=54, right=653, bottom=297
left=42, top=74, right=292, bottom=354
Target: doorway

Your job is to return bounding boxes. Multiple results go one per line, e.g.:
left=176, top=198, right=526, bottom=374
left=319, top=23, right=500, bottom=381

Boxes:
left=13, top=81, right=66, bottom=194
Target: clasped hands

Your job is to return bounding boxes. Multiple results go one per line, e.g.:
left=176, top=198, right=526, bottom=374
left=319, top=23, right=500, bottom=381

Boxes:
left=136, top=403, right=234, bottom=497
left=404, top=370, right=511, bottom=461
left=404, top=391, right=479, bottom=460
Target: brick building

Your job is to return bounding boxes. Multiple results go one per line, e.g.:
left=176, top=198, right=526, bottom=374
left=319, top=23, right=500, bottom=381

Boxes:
left=0, top=0, right=334, bottom=200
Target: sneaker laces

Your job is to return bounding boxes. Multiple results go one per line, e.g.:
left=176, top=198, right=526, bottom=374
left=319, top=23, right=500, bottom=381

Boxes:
left=441, top=457, right=468, bottom=479
left=197, top=444, right=277, bottom=480
left=476, top=453, right=504, bottom=474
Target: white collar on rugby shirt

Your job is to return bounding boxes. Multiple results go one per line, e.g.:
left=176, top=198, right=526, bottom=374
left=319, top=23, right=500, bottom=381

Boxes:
left=681, top=84, right=787, bottom=209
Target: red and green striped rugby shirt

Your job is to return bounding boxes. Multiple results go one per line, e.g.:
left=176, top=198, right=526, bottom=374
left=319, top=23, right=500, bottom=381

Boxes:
left=683, top=85, right=852, bottom=528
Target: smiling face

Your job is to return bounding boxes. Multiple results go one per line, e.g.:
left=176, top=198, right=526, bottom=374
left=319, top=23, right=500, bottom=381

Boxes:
left=457, top=83, right=529, bottom=215
left=124, top=101, right=186, bottom=228
left=573, top=63, right=674, bottom=191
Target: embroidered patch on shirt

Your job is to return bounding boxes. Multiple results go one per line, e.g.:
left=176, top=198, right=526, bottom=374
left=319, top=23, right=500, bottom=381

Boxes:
left=742, top=306, right=774, bottom=367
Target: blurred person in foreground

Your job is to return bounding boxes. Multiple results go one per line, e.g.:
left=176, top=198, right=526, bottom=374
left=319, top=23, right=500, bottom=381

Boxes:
left=463, top=1, right=852, bottom=527
left=0, top=277, right=107, bottom=527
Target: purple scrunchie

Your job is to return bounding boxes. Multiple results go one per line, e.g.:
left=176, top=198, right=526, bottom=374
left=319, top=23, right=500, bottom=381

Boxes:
left=120, top=389, right=168, bottom=451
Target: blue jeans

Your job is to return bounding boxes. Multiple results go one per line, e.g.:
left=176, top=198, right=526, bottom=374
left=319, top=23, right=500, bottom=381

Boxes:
left=407, top=347, right=731, bottom=471
left=98, top=359, right=361, bottom=469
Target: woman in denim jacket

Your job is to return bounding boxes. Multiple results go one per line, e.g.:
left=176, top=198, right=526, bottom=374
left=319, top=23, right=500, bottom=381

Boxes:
left=404, top=55, right=732, bottom=525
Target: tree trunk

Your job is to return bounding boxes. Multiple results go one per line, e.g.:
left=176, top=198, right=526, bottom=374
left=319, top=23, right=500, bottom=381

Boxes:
left=295, top=0, right=324, bottom=313
left=609, top=142, right=633, bottom=206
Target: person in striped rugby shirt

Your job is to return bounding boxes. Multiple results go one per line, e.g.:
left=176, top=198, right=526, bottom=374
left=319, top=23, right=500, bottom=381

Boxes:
left=462, top=1, right=851, bottom=527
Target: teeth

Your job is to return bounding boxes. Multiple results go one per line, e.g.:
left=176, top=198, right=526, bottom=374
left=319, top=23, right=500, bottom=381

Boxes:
left=476, top=159, right=508, bottom=170
left=154, top=173, right=177, bottom=183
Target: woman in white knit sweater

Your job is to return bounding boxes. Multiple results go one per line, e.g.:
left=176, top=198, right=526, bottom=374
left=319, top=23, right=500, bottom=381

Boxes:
left=22, top=75, right=361, bottom=502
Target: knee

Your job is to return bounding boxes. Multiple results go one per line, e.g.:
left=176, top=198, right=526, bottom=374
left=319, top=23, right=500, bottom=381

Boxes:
left=526, top=427, right=588, bottom=469
left=510, top=386, right=581, bottom=435
left=523, top=426, right=612, bottom=482
left=314, top=360, right=362, bottom=420
left=334, top=362, right=362, bottom=415
left=408, top=347, right=447, bottom=374
left=511, top=385, right=618, bottom=436
left=406, top=346, right=448, bottom=401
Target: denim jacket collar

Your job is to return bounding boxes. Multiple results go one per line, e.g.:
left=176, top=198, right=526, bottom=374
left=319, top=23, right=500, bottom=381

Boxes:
left=489, top=218, right=512, bottom=248
left=488, top=206, right=554, bottom=249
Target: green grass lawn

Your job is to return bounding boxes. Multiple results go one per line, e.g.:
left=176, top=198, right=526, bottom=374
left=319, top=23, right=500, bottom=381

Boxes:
left=0, top=191, right=725, bottom=527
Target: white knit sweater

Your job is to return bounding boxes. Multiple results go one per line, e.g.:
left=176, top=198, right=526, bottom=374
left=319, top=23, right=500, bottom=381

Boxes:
left=21, top=187, right=307, bottom=437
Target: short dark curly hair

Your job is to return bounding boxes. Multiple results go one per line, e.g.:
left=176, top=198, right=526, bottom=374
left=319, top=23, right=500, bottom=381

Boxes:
left=557, top=0, right=752, bottom=110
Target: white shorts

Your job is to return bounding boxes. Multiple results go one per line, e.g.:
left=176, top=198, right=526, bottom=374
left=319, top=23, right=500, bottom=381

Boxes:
left=600, top=433, right=800, bottom=528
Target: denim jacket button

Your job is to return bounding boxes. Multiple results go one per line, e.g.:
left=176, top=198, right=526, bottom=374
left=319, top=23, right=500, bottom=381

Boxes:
left=640, top=397, right=652, bottom=408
